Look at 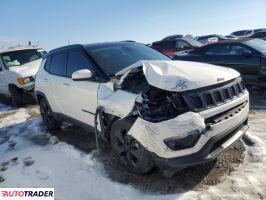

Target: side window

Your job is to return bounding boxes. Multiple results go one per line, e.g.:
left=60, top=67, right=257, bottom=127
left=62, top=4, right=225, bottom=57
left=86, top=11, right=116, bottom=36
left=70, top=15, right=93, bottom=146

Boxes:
left=161, top=41, right=175, bottom=48
left=50, top=53, right=67, bottom=76
left=205, top=45, right=231, bottom=55
left=44, top=56, right=51, bottom=71
left=66, top=51, right=95, bottom=78
left=175, top=40, right=186, bottom=48
left=229, top=45, right=251, bottom=55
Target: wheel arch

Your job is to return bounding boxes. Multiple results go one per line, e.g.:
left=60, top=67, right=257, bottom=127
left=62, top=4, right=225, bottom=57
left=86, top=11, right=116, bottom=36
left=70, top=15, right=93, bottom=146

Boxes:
left=35, top=91, right=53, bottom=112
left=8, top=84, right=21, bottom=91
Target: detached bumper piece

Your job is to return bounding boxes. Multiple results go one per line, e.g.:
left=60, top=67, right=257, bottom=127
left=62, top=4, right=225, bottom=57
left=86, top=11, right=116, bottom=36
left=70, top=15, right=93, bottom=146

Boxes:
left=152, top=121, right=248, bottom=177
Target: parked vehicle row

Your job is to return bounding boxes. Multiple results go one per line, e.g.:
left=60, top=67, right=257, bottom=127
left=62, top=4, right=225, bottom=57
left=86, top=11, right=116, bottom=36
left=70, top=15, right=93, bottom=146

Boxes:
left=151, top=37, right=203, bottom=57
left=231, top=28, right=266, bottom=37
left=195, top=34, right=229, bottom=44
left=173, top=38, right=266, bottom=87
left=249, top=31, right=266, bottom=39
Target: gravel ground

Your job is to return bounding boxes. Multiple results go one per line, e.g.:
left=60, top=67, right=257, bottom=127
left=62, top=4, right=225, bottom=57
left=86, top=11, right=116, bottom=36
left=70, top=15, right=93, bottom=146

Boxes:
left=0, top=87, right=265, bottom=194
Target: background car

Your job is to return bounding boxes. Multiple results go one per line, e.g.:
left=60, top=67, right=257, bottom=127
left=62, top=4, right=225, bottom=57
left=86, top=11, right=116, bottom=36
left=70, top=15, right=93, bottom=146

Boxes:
left=249, top=31, right=266, bottom=39
left=161, top=34, right=183, bottom=40
left=151, top=37, right=203, bottom=57
left=231, top=28, right=266, bottom=38
left=173, top=38, right=266, bottom=87
left=0, top=45, right=47, bottom=106
left=195, top=34, right=228, bottom=44
left=230, top=30, right=250, bottom=37
left=225, top=35, right=239, bottom=40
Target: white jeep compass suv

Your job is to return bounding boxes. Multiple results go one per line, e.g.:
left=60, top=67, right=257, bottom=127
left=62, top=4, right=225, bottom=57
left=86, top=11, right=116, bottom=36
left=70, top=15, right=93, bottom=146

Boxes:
left=0, top=46, right=47, bottom=106
left=35, top=42, right=249, bottom=177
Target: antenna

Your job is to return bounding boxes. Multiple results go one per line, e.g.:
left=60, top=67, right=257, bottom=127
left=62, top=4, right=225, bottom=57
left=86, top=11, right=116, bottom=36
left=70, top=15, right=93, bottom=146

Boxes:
left=68, top=40, right=70, bottom=45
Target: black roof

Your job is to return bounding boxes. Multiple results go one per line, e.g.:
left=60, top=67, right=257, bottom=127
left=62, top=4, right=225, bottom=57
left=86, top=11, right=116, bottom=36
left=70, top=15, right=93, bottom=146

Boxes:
left=49, top=44, right=83, bottom=54
left=48, top=41, right=138, bottom=55
left=84, top=41, right=136, bottom=49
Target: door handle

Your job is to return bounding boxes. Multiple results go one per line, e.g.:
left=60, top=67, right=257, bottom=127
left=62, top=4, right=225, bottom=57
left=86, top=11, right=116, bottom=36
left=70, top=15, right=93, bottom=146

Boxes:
left=63, top=83, right=70, bottom=86
left=44, top=78, right=48, bottom=82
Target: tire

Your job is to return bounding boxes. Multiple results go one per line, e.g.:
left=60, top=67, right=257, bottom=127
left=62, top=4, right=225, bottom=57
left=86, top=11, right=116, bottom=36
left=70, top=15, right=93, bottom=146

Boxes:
left=9, top=86, right=23, bottom=107
left=39, top=98, right=61, bottom=131
left=110, top=118, right=154, bottom=175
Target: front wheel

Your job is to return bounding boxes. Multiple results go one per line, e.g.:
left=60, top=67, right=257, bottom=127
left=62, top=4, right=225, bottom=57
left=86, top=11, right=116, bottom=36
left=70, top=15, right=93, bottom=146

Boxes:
left=9, top=86, right=23, bottom=107
left=110, top=118, right=154, bottom=175
left=39, top=98, right=61, bottom=131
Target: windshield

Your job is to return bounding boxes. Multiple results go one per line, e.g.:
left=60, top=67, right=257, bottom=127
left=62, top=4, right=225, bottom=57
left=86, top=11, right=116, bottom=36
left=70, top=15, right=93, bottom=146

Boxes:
left=244, top=39, right=266, bottom=54
left=1, top=49, right=47, bottom=68
left=185, top=39, right=203, bottom=47
left=86, top=42, right=170, bottom=76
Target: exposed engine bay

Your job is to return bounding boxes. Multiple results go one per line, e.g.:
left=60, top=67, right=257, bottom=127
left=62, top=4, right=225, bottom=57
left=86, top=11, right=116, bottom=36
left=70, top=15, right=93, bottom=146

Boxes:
left=115, top=68, right=188, bottom=122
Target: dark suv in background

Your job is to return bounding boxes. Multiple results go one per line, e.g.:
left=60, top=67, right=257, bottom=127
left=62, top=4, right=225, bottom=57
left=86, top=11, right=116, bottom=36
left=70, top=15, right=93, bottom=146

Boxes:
left=151, top=37, right=202, bottom=57
left=174, top=38, right=266, bottom=87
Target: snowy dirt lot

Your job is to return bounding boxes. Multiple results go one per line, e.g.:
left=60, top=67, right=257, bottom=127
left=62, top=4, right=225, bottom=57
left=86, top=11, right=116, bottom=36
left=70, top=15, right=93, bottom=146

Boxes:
left=0, top=88, right=266, bottom=200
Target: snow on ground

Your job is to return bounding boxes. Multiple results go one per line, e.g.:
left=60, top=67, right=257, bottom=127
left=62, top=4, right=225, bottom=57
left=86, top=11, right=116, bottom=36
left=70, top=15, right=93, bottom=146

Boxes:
left=0, top=108, right=30, bottom=128
left=0, top=104, right=265, bottom=200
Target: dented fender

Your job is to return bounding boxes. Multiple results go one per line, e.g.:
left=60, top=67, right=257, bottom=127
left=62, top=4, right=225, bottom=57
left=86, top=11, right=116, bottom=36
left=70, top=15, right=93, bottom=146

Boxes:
left=98, top=84, right=138, bottom=118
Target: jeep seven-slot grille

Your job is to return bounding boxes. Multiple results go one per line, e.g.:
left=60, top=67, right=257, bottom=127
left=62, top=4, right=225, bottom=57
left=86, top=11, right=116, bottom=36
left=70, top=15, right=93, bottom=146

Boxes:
left=182, top=78, right=246, bottom=112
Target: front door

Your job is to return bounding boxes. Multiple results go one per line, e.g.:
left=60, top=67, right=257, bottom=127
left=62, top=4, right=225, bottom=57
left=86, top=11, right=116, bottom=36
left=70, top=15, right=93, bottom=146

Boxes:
left=63, top=50, right=99, bottom=125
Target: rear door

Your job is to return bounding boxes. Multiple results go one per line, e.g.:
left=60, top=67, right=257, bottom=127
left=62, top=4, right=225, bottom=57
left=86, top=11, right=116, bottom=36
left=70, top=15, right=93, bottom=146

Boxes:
left=48, top=52, right=68, bottom=114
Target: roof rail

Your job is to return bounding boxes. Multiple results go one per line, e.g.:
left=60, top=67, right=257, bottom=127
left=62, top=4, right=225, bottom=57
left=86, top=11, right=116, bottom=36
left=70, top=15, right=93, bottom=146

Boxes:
left=0, top=42, right=39, bottom=51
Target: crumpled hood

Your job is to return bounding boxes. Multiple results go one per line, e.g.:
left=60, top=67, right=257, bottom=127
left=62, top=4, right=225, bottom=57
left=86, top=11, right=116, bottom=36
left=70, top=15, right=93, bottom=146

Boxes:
left=116, top=60, right=240, bottom=92
left=9, top=59, right=42, bottom=77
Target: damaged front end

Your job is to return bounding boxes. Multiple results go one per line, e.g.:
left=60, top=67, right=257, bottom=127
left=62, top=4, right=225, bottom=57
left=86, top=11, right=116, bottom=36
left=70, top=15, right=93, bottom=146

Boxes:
left=96, top=60, right=248, bottom=177
left=97, top=61, right=207, bottom=154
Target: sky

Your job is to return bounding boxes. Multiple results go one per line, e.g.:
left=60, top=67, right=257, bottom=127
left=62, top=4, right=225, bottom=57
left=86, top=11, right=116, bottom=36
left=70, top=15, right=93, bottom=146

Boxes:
left=1, top=0, right=266, bottom=50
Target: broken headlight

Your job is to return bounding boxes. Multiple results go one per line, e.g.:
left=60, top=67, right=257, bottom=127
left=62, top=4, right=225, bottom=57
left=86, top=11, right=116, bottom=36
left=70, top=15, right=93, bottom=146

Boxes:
left=164, top=130, right=201, bottom=150
left=137, top=86, right=189, bottom=123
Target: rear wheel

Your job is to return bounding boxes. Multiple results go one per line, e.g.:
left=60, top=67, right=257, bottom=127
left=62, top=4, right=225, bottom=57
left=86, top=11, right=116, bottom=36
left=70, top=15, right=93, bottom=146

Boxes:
left=39, top=98, right=61, bottom=131
left=9, top=86, right=23, bottom=107
left=110, top=118, right=154, bottom=175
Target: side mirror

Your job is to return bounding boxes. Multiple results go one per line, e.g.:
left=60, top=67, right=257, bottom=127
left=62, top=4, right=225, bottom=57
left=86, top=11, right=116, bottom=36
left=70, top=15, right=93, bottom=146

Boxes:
left=72, top=69, right=92, bottom=81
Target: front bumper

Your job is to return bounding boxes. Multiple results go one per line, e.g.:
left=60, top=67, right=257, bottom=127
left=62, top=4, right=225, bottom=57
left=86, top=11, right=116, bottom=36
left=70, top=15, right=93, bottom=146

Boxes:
left=152, top=120, right=248, bottom=170
left=20, top=82, right=35, bottom=95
